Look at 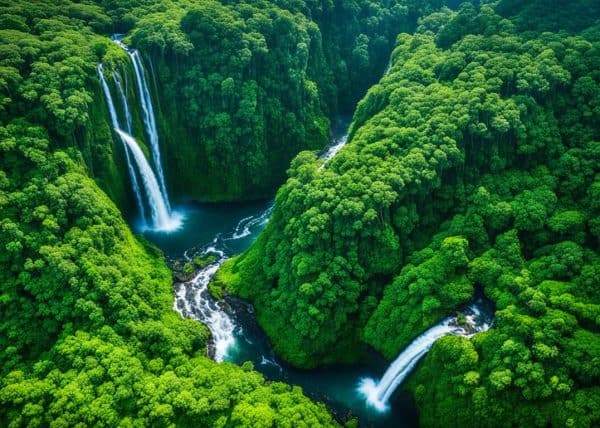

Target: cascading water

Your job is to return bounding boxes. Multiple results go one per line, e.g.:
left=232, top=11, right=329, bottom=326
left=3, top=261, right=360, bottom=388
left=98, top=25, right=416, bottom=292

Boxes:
left=171, top=116, right=360, bottom=361
left=112, top=70, right=133, bottom=133
left=115, top=129, right=181, bottom=231
left=358, top=302, right=492, bottom=412
left=112, top=70, right=147, bottom=224
left=174, top=245, right=235, bottom=362
left=319, top=133, right=349, bottom=166
left=98, top=64, right=120, bottom=128
left=173, top=207, right=273, bottom=361
left=115, top=37, right=171, bottom=212
left=318, top=117, right=351, bottom=169
left=98, top=64, right=147, bottom=226
left=98, top=62, right=180, bottom=231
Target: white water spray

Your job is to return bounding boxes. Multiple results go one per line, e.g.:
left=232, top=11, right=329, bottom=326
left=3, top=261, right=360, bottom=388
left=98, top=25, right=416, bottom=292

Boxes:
left=115, top=129, right=181, bottom=231
left=174, top=257, right=236, bottom=362
left=121, top=42, right=170, bottom=212
left=112, top=70, right=147, bottom=224
left=174, top=205, right=274, bottom=361
left=358, top=302, right=492, bottom=412
left=319, top=133, right=349, bottom=167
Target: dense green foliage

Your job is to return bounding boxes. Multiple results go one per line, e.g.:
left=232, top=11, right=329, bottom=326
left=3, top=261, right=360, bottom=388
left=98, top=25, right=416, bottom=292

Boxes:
left=0, top=1, right=337, bottom=426
left=106, top=0, right=446, bottom=201
left=222, top=1, right=600, bottom=425
left=3, top=0, right=600, bottom=426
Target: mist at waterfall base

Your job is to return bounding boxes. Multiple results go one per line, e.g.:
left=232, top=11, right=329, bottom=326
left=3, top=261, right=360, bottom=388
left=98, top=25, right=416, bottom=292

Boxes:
left=227, top=298, right=418, bottom=427
left=136, top=199, right=272, bottom=257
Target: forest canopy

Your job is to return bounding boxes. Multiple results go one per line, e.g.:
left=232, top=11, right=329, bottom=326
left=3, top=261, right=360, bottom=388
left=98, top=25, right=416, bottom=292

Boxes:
left=0, top=0, right=340, bottom=426
left=221, top=1, right=600, bottom=425
left=1, top=0, right=599, bottom=427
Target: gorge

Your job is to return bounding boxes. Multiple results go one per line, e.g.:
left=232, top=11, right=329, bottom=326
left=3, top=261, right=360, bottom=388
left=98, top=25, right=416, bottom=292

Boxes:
left=1, top=1, right=600, bottom=427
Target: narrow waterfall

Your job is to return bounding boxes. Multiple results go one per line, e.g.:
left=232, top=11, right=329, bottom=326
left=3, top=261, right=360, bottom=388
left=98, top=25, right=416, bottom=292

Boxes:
left=123, top=44, right=171, bottom=212
left=98, top=64, right=148, bottom=226
left=112, top=70, right=147, bottom=224
left=97, top=64, right=120, bottom=127
left=358, top=302, right=492, bottom=412
left=115, top=129, right=180, bottom=231
left=112, top=70, right=133, bottom=133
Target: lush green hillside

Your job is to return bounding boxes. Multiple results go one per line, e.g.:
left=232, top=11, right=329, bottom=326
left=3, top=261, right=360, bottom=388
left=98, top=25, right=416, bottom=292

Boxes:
left=0, top=1, right=337, bottom=426
left=102, top=0, right=446, bottom=201
left=221, top=2, right=600, bottom=425
left=2, top=0, right=600, bottom=426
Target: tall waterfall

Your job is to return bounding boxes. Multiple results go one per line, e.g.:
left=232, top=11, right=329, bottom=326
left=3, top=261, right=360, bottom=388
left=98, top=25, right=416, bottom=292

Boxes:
left=115, top=129, right=179, bottom=230
left=98, top=64, right=146, bottom=225
left=112, top=70, right=147, bottom=224
left=358, top=302, right=492, bottom=412
left=118, top=40, right=170, bottom=212
left=98, top=63, right=180, bottom=231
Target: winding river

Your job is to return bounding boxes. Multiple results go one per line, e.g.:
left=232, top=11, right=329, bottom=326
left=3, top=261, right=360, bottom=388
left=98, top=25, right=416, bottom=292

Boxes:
left=138, top=117, right=493, bottom=427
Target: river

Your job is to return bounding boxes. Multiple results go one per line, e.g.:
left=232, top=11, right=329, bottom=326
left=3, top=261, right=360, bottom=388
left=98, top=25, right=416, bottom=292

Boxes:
left=135, top=117, right=493, bottom=427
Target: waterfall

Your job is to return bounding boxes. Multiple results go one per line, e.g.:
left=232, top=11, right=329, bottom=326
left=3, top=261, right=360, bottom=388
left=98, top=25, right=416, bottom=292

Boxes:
left=99, top=35, right=182, bottom=231
left=112, top=70, right=132, bottom=133
left=99, top=63, right=179, bottom=231
left=98, top=64, right=149, bottom=226
left=112, top=70, right=147, bottom=224
left=126, top=47, right=171, bottom=212
left=98, top=64, right=120, bottom=127
left=114, top=129, right=180, bottom=231
left=358, top=302, right=492, bottom=412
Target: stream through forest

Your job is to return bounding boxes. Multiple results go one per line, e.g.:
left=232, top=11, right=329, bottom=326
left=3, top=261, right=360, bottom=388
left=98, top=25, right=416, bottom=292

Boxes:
left=136, top=117, right=493, bottom=427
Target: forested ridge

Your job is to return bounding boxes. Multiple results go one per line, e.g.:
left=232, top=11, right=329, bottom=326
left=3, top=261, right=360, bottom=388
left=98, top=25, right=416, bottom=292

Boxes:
left=0, top=0, right=340, bottom=425
left=221, top=0, right=600, bottom=425
left=1, top=0, right=599, bottom=426
left=114, top=0, right=449, bottom=201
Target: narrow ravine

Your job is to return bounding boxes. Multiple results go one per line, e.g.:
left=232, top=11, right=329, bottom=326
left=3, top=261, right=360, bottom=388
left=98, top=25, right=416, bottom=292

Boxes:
left=136, top=116, right=494, bottom=427
left=101, top=42, right=498, bottom=422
